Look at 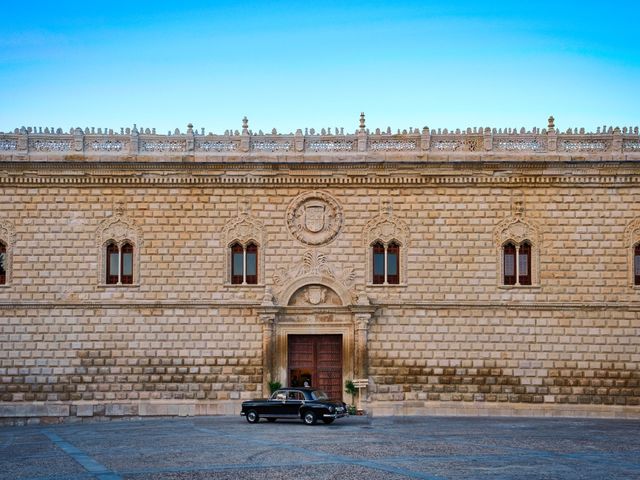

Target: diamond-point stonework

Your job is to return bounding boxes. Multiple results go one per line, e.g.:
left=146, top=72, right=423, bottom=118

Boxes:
left=286, top=191, right=344, bottom=246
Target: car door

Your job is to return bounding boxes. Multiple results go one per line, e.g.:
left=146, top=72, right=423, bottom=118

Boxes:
left=284, top=390, right=304, bottom=416
left=266, top=390, right=287, bottom=416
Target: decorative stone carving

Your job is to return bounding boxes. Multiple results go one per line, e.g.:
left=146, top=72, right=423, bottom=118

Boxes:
left=222, top=207, right=265, bottom=284
left=495, top=139, right=544, bottom=151
left=370, top=140, right=416, bottom=151
left=251, top=141, right=291, bottom=152
left=196, top=141, right=237, bottom=152
left=364, top=203, right=409, bottom=285
left=494, top=213, right=541, bottom=287
left=96, top=207, right=143, bottom=285
left=307, top=141, right=354, bottom=152
left=286, top=191, right=343, bottom=246
left=30, top=140, right=71, bottom=152
left=90, top=140, right=124, bottom=151
left=288, top=284, right=342, bottom=306
left=624, top=218, right=640, bottom=287
left=273, top=250, right=356, bottom=305
left=141, top=141, right=186, bottom=152
left=0, top=140, right=17, bottom=151
left=561, top=140, right=608, bottom=152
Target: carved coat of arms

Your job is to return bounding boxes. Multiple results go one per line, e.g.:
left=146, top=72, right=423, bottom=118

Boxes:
left=286, top=192, right=343, bottom=245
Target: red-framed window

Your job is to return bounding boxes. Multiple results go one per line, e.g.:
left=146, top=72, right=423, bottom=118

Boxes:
left=106, top=242, right=119, bottom=284
left=0, top=241, right=6, bottom=285
left=503, top=242, right=517, bottom=285
left=231, top=243, right=244, bottom=285
left=245, top=243, right=258, bottom=285
left=372, top=242, right=385, bottom=284
left=387, top=242, right=400, bottom=285
left=121, top=243, right=134, bottom=285
left=634, top=244, right=640, bottom=286
left=519, top=242, right=532, bottom=286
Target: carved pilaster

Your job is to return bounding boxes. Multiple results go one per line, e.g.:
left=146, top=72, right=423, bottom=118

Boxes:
left=17, top=127, right=28, bottom=151
left=258, top=306, right=280, bottom=396
left=420, top=126, right=430, bottom=151
left=613, top=127, right=622, bottom=153
left=129, top=126, right=139, bottom=154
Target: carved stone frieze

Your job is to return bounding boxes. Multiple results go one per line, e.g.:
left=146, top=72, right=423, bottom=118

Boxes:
left=364, top=203, right=409, bottom=247
left=273, top=250, right=356, bottom=305
left=494, top=216, right=540, bottom=247
left=222, top=208, right=264, bottom=247
left=286, top=191, right=343, bottom=246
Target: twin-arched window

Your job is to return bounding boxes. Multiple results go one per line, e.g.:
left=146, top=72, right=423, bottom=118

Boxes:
left=105, top=241, right=134, bottom=285
left=372, top=241, right=400, bottom=285
left=502, top=241, right=531, bottom=286
left=231, top=242, right=258, bottom=285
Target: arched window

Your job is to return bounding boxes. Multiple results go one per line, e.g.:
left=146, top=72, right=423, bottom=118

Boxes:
left=503, top=241, right=532, bottom=286
left=519, top=242, right=531, bottom=286
left=634, top=244, right=640, bottom=286
left=372, top=241, right=400, bottom=285
left=0, top=241, right=6, bottom=285
left=105, top=242, right=134, bottom=285
left=387, top=242, right=400, bottom=285
left=246, top=243, right=258, bottom=284
left=106, top=242, right=119, bottom=284
left=503, top=242, right=516, bottom=285
left=121, top=243, right=134, bottom=285
left=230, top=242, right=258, bottom=285
left=372, top=242, right=385, bottom=284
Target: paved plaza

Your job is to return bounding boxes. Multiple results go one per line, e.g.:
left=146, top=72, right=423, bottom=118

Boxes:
left=0, top=415, right=639, bottom=479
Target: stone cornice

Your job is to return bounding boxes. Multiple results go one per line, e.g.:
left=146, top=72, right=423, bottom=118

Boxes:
left=2, top=160, right=640, bottom=186
left=3, top=300, right=640, bottom=311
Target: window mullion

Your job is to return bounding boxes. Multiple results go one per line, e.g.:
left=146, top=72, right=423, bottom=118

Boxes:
left=515, top=245, right=520, bottom=286
left=242, top=246, right=247, bottom=285
left=117, top=247, right=122, bottom=285
left=383, top=244, right=388, bottom=285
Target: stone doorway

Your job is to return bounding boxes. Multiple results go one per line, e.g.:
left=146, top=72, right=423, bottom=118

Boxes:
left=288, top=334, right=342, bottom=400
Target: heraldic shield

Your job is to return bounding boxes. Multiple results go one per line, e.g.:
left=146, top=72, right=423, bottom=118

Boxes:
left=304, top=201, right=326, bottom=233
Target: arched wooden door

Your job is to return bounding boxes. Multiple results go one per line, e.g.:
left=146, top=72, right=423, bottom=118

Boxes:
left=288, top=334, right=342, bottom=400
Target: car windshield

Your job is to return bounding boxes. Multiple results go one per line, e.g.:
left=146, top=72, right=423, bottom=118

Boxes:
left=310, top=390, right=329, bottom=400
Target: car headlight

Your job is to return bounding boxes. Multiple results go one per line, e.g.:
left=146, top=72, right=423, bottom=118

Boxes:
left=328, top=406, right=335, bottom=413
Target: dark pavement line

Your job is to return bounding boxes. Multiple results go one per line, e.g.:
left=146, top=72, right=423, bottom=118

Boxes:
left=195, top=426, right=444, bottom=480
left=42, top=429, right=123, bottom=480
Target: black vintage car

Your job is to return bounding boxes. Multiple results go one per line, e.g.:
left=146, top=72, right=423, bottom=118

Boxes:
left=241, top=387, right=347, bottom=425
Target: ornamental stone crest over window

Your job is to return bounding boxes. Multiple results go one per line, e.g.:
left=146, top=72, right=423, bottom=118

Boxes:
left=286, top=191, right=344, bottom=246
left=363, top=203, right=409, bottom=285
left=494, top=211, right=541, bottom=288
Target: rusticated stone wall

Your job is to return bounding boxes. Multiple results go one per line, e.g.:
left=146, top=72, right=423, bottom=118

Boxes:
left=369, top=307, right=639, bottom=407
left=1, top=162, right=640, bottom=421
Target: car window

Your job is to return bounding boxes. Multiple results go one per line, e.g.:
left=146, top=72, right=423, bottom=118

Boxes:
left=271, top=390, right=286, bottom=401
left=310, top=390, right=329, bottom=400
left=291, top=391, right=304, bottom=400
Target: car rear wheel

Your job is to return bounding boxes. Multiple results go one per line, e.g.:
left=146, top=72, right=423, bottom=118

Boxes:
left=322, top=418, right=334, bottom=424
left=246, top=410, right=259, bottom=423
left=303, top=411, right=317, bottom=425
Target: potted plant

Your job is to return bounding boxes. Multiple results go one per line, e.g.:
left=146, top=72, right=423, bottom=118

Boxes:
left=345, top=380, right=357, bottom=415
left=268, top=380, right=282, bottom=395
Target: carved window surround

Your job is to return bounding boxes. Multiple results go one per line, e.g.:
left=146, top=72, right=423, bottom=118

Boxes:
left=0, top=219, right=15, bottom=287
left=96, top=212, right=143, bottom=287
left=494, top=216, right=541, bottom=288
left=222, top=210, right=265, bottom=286
left=624, top=218, right=640, bottom=289
left=364, top=207, right=409, bottom=287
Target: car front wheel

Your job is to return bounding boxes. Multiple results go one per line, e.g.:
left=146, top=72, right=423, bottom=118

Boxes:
left=246, top=410, right=259, bottom=423
left=302, top=411, right=317, bottom=425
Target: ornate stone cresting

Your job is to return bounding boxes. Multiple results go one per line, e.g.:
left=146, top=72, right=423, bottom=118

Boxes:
left=273, top=250, right=356, bottom=305
left=222, top=206, right=265, bottom=285
left=0, top=219, right=16, bottom=285
left=286, top=191, right=344, bottom=246
left=364, top=202, right=409, bottom=285
left=96, top=203, right=143, bottom=285
left=494, top=197, right=541, bottom=287
left=624, top=218, right=640, bottom=288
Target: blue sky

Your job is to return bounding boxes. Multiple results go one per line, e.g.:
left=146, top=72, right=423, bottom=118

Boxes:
left=1, top=1, right=638, bottom=134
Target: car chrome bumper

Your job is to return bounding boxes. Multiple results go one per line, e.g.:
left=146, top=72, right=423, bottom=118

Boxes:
left=323, top=412, right=347, bottom=419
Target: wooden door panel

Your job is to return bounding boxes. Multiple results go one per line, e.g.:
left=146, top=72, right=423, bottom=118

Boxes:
left=288, top=334, right=342, bottom=400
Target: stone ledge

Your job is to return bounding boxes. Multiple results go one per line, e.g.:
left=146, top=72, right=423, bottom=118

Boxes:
left=367, top=401, right=640, bottom=419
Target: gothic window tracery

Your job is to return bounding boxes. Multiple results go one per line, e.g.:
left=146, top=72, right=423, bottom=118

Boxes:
left=223, top=209, right=264, bottom=286
left=97, top=210, right=142, bottom=286
left=494, top=216, right=540, bottom=287
left=364, top=204, right=408, bottom=286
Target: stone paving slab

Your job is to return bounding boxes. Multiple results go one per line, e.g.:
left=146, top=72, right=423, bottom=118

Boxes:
left=0, top=416, right=639, bottom=480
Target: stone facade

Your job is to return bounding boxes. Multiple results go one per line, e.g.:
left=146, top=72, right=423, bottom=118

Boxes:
left=1, top=115, right=640, bottom=423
